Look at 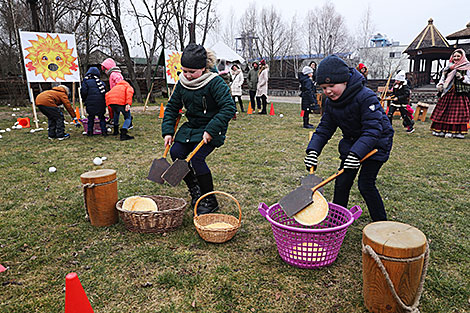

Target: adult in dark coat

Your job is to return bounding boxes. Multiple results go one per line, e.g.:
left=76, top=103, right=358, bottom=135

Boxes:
left=247, top=62, right=259, bottom=111
left=80, top=67, right=108, bottom=136
left=299, top=66, right=320, bottom=128
left=162, top=44, right=236, bottom=215
left=305, top=55, right=394, bottom=221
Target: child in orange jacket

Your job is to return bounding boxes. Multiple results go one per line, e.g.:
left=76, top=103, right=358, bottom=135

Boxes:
left=105, top=79, right=134, bottom=140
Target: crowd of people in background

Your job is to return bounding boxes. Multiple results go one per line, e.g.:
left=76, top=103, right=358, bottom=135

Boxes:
left=34, top=47, right=469, bottom=141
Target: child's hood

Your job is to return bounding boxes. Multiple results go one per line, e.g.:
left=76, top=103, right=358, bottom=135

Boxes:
left=86, top=67, right=101, bottom=77
left=327, top=68, right=365, bottom=108
left=101, top=58, right=117, bottom=71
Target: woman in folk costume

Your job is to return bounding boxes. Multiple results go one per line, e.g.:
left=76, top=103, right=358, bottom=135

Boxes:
left=432, top=49, right=470, bottom=138
left=256, top=59, right=269, bottom=114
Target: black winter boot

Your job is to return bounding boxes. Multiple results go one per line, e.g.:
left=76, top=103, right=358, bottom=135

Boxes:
left=120, top=128, right=134, bottom=141
left=303, top=115, right=314, bottom=129
left=183, top=169, right=202, bottom=208
left=113, top=125, right=119, bottom=135
left=196, top=172, right=219, bottom=215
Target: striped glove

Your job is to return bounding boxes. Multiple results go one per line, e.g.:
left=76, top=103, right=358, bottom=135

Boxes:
left=304, top=150, right=319, bottom=170
left=343, top=152, right=360, bottom=170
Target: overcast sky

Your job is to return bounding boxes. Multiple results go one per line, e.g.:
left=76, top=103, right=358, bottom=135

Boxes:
left=214, top=0, right=469, bottom=46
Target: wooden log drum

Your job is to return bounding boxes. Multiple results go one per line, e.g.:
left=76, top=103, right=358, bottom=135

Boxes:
left=362, top=221, right=429, bottom=313
left=80, top=169, right=118, bottom=227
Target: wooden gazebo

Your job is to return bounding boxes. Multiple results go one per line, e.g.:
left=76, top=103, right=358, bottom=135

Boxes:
left=404, top=18, right=454, bottom=87
left=446, top=22, right=470, bottom=56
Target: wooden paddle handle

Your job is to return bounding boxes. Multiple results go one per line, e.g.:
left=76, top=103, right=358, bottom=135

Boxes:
left=162, top=114, right=182, bottom=158
left=185, top=139, right=205, bottom=162
left=311, top=149, right=378, bottom=193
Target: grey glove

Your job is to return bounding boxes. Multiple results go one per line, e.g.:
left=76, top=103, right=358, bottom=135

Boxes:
left=304, top=150, right=318, bottom=170
left=455, top=72, right=463, bottom=80
left=343, top=152, right=360, bottom=170
left=436, top=84, right=444, bottom=93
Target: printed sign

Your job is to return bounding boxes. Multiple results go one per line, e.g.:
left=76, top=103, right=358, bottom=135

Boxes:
left=164, top=50, right=182, bottom=85
left=19, top=31, right=80, bottom=82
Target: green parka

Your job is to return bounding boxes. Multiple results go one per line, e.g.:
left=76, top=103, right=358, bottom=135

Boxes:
left=247, top=68, right=258, bottom=91
left=162, top=75, right=236, bottom=147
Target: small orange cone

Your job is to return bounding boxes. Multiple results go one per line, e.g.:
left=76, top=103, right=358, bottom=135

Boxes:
left=269, top=103, right=275, bottom=116
left=17, top=117, right=30, bottom=128
left=65, top=272, right=94, bottom=313
left=158, top=103, right=165, bottom=118
left=247, top=103, right=253, bottom=115
left=75, top=107, right=81, bottom=120
left=300, top=110, right=305, bottom=117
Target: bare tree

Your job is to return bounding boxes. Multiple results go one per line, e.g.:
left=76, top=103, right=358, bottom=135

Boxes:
left=307, top=3, right=351, bottom=56
left=237, top=3, right=258, bottom=61
left=255, top=5, right=289, bottom=75
left=98, top=0, right=142, bottom=101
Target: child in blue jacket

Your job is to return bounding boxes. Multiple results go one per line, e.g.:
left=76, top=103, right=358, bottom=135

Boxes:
left=80, top=67, right=107, bottom=136
left=304, top=55, right=394, bottom=221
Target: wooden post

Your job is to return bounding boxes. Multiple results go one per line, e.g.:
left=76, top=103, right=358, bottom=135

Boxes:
left=27, top=82, right=39, bottom=129
left=362, top=221, right=427, bottom=313
left=72, top=82, right=76, bottom=116
left=77, top=81, right=84, bottom=118
left=143, top=81, right=155, bottom=112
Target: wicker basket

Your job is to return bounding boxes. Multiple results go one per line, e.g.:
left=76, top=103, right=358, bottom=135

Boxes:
left=116, top=195, right=187, bottom=233
left=193, top=191, right=242, bottom=243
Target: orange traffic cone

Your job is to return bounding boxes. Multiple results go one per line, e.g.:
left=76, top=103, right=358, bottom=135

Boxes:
left=75, top=107, right=81, bottom=120
left=158, top=103, right=165, bottom=118
left=300, top=110, right=305, bottom=117
left=269, top=103, right=275, bottom=116
left=65, top=272, right=94, bottom=313
left=17, top=117, right=30, bottom=128
left=247, top=103, right=253, bottom=115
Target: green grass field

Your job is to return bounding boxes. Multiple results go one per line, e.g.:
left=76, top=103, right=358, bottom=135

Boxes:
left=0, top=100, right=469, bottom=312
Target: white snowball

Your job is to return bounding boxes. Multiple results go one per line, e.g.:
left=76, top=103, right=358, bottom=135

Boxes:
left=30, top=129, right=36, bottom=133
left=279, top=114, right=284, bottom=118
left=93, top=157, right=103, bottom=166
left=14, top=122, right=19, bottom=126
left=0, top=130, right=5, bottom=133
left=11, top=113, right=16, bottom=117
left=17, top=125, right=23, bottom=129
left=37, top=128, right=44, bottom=131
left=101, top=156, right=107, bottom=161
left=0, top=135, right=2, bottom=139
left=64, top=121, right=69, bottom=125
left=42, top=122, right=47, bottom=124
left=107, top=128, right=112, bottom=133
left=6, top=128, right=11, bottom=132
left=48, top=167, right=57, bottom=173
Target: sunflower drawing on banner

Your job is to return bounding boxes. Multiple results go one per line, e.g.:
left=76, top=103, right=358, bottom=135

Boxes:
left=19, top=31, right=80, bottom=82
left=164, top=50, right=182, bottom=85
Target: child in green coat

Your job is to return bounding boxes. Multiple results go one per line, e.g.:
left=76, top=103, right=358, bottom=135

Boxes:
left=161, top=44, right=236, bottom=214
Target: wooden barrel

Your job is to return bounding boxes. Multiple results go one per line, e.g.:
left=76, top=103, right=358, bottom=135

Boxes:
left=362, top=221, right=427, bottom=313
left=80, top=169, right=118, bottom=227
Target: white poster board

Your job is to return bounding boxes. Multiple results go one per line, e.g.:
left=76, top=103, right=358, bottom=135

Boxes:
left=164, top=49, right=182, bottom=85
left=19, top=31, right=81, bottom=82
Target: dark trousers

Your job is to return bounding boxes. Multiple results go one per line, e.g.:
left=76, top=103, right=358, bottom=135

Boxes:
left=256, top=95, right=267, bottom=113
left=388, top=105, right=414, bottom=128
left=232, top=96, right=244, bottom=112
left=38, top=105, right=65, bottom=138
left=86, top=112, right=107, bottom=134
left=249, top=90, right=256, bottom=110
left=170, top=141, right=216, bottom=175
left=110, top=105, right=132, bottom=129
left=333, top=159, right=387, bottom=221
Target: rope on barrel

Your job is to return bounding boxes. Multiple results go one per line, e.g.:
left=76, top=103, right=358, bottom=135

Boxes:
left=82, top=178, right=118, bottom=219
left=362, top=242, right=430, bottom=313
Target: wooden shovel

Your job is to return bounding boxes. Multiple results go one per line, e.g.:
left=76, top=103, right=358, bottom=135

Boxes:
left=279, top=149, right=378, bottom=217
left=161, top=139, right=205, bottom=187
left=147, top=114, right=181, bottom=183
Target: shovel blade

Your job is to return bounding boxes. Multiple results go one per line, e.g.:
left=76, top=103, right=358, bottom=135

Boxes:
left=161, top=159, right=190, bottom=187
left=279, top=185, right=314, bottom=217
left=147, top=158, right=171, bottom=184
left=300, top=174, right=324, bottom=193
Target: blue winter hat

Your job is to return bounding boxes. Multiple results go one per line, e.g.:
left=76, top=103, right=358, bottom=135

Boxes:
left=316, top=55, right=350, bottom=85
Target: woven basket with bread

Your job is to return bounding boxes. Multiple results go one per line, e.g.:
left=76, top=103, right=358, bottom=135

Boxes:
left=116, top=195, right=187, bottom=233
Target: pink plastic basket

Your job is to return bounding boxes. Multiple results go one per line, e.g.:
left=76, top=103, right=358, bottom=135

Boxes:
left=258, top=202, right=362, bottom=269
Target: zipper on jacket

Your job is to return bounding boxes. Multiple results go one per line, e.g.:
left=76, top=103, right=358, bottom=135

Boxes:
left=202, top=96, right=207, bottom=114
